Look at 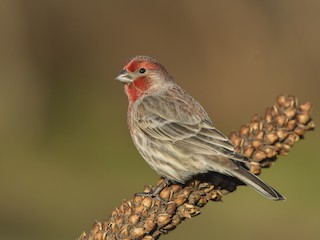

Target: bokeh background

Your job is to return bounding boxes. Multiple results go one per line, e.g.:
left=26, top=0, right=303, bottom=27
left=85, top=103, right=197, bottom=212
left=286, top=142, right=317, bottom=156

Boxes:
left=0, top=1, right=319, bottom=239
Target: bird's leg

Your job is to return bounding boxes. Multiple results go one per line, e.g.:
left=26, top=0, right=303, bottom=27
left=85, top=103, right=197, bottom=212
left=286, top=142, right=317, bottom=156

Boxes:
left=135, top=178, right=171, bottom=198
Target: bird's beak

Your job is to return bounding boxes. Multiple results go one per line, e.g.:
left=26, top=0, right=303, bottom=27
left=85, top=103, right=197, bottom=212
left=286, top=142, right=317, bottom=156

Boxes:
left=115, top=70, right=133, bottom=84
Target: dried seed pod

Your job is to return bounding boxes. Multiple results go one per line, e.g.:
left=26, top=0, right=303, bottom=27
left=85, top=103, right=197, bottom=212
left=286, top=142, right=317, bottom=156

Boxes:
left=144, top=218, right=156, bottom=233
left=250, top=164, right=261, bottom=175
left=277, top=129, right=289, bottom=141
left=141, top=197, right=153, bottom=209
left=252, top=150, right=267, bottom=161
left=243, top=146, right=254, bottom=158
left=276, top=95, right=287, bottom=106
left=256, top=130, right=265, bottom=140
left=131, top=227, right=145, bottom=239
left=188, top=192, right=202, bottom=205
left=174, top=194, right=188, bottom=206
left=157, top=214, right=171, bottom=227
left=263, top=146, right=277, bottom=158
left=274, top=115, right=287, bottom=127
left=230, top=133, right=242, bottom=147
left=297, top=112, right=311, bottom=125
left=294, top=126, right=305, bottom=136
left=266, top=132, right=279, bottom=145
left=159, top=187, right=171, bottom=201
left=252, top=139, right=263, bottom=149
left=171, top=214, right=182, bottom=226
left=284, top=133, right=299, bottom=146
left=134, top=205, right=144, bottom=214
left=240, top=125, right=250, bottom=136
left=197, top=197, right=208, bottom=206
left=171, top=184, right=182, bottom=193
left=129, top=214, right=140, bottom=225
left=286, top=120, right=297, bottom=130
left=299, top=102, right=312, bottom=111
left=284, top=107, right=296, bottom=118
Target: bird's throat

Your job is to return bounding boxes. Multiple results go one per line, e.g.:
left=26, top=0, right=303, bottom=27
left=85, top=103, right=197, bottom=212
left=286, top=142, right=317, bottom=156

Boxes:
left=125, top=77, right=150, bottom=102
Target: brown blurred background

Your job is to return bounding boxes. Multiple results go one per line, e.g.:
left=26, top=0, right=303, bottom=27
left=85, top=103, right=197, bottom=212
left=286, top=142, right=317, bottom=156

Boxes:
left=0, top=1, right=319, bottom=239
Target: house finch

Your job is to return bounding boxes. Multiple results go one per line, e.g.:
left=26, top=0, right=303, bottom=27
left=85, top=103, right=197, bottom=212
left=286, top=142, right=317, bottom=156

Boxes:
left=115, top=55, right=285, bottom=200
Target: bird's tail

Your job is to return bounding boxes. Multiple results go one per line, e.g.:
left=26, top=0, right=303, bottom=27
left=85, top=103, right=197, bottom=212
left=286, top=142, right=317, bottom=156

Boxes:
left=228, top=166, right=285, bottom=201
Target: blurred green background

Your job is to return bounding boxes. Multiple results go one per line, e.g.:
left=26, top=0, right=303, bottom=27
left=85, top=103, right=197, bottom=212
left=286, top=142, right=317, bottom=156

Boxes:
left=0, top=1, right=319, bottom=239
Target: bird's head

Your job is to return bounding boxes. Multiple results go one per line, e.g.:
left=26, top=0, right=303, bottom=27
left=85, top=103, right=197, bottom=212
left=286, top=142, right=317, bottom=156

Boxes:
left=115, top=56, right=172, bottom=102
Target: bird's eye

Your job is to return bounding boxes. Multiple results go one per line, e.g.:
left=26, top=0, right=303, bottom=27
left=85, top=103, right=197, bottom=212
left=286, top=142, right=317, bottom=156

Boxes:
left=139, top=68, right=146, bottom=74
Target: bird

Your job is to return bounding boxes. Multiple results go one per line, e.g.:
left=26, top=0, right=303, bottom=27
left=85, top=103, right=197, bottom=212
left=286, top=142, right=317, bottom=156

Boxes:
left=115, top=55, right=285, bottom=201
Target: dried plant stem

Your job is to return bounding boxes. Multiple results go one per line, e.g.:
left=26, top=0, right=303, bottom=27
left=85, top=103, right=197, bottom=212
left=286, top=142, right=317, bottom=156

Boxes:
left=78, top=95, right=314, bottom=240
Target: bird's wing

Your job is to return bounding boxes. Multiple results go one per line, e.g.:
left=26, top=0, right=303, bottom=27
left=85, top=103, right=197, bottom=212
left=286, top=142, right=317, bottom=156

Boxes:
left=134, top=86, right=246, bottom=163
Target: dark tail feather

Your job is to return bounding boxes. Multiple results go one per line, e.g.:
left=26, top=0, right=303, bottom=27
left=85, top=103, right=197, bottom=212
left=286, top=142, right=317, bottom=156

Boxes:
left=228, top=167, right=285, bottom=201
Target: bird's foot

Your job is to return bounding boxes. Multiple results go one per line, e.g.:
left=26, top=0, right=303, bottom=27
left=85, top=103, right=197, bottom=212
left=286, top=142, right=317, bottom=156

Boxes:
left=135, top=178, right=171, bottom=204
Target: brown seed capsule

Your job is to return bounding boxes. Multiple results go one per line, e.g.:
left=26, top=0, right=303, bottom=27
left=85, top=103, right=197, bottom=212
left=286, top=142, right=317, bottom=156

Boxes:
left=124, top=206, right=133, bottom=216
left=188, top=192, right=201, bottom=205
left=134, top=195, right=142, bottom=205
left=129, top=214, right=140, bottom=225
left=277, top=129, right=289, bottom=141
left=178, top=206, right=191, bottom=219
left=252, top=139, right=263, bottom=149
left=299, top=102, right=312, bottom=112
left=285, top=133, right=299, bottom=145
left=276, top=95, right=287, bottom=106
left=256, top=130, right=265, bottom=140
left=240, top=125, right=250, bottom=136
left=141, top=197, right=153, bottom=209
left=157, top=214, right=171, bottom=227
left=230, top=134, right=242, bottom=147
left=266, top=132, right=279, bottom=145
left=159, top=187, right=171, bottom=201
left=274, top=142, right=283, bottom=152
left=252, top=121, right=260, bottom=131
left=306, top=120, right=315, bottom=130
left=143, top=185, right=153, bottom=193
left=174, top=194, right=188, bottom=206
left=274, top=115, right=287, bottom=127
left=284, top=107, right=296, bottom=118
left=131, top=227, right=145, bottom=239
left=243, top=146, right=254, bottom=158
left=197, top=197, right=208, bottom=207
left=294, top=126, right=305, bottom=136
left=144, top=218, right=156, bottom=233
left=297, top=112, right=311, bottom=125
left=286, top=119, right=297, bottom=130
left=250, top=164, right=261, bottom=175
left=253, top=150, right=267, bottom=161
left=134, top=205, right=144, bottom=214
left=171, top=215, right=181, bottom=226
left=251, top=114, right=260, bottom=122
left=184, top=204, right=200, bottom=216
left=264, top=146, right=277, bottom=158
left=171, top=184, right=182, bottom=193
